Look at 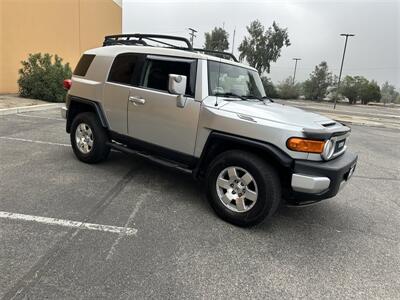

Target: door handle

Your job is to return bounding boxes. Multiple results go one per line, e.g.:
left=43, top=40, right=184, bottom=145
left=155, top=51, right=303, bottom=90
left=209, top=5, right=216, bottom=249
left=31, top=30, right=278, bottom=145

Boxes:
left=128, top=96, right=146, bottom=105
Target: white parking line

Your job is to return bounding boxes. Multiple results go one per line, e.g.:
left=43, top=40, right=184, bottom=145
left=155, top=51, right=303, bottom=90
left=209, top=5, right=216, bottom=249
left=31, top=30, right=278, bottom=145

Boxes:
left=0, top=136, right=70, bottom=147
left=0, top=211, right=137, bottom=236
left=16, top=113, right=64, bottom=121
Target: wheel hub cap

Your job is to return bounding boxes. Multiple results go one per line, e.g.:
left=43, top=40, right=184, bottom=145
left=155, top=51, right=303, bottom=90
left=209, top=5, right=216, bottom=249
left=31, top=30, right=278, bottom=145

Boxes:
left=216, top=166, right=258, bottom=213
left=75, top=123, right=94, bottom=154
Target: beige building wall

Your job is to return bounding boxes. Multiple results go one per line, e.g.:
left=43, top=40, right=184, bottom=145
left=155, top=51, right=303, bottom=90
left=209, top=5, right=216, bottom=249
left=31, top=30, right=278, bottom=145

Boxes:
left=0, top=0, right=122, bottom=93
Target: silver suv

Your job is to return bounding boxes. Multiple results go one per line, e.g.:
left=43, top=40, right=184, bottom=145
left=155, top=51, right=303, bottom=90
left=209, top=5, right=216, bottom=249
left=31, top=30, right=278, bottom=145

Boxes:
left=62, top=34, right=357, bottom=226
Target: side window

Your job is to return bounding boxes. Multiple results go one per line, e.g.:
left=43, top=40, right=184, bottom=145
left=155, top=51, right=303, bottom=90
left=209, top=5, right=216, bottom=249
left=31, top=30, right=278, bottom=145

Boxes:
left=142, top=58, right=196, bottom=96
left=108, top=53, right=140, bottom=85
left=74, top=54, right=95, bottom=76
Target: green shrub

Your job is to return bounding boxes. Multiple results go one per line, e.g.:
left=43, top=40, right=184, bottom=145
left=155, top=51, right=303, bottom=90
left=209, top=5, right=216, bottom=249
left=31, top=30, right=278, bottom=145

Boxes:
left=18, top=53, right=72, bottom=102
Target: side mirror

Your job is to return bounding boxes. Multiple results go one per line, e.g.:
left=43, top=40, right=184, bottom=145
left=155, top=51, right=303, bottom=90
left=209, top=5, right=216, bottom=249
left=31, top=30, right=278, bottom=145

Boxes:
left=168, top=74, right=187, bottom=108
left=168, top=74, right=187, bottom=95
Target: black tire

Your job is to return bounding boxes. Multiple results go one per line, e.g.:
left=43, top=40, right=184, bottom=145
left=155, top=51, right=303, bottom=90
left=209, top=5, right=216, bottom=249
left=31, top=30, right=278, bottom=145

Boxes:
left=205, top=150, right=281, bottom=227
left=70, top=112, right=110, bottom=164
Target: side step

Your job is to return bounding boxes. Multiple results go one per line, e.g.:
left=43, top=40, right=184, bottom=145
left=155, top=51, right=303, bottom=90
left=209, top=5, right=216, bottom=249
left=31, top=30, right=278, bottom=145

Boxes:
left=107, top=141, right=193, bottom=175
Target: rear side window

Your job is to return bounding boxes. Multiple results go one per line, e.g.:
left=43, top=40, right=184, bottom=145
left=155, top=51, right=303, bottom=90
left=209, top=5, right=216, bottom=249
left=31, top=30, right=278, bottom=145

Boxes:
left=142, top=57, right=196, bottom=96
left=73, top=54, right=95, bottom=76
left=108, top=53, right=140, bottom=85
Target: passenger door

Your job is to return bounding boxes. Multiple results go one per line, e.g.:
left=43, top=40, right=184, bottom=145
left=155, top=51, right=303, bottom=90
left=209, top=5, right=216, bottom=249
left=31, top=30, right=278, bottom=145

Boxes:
left=127, top=55, right=200, bottom=160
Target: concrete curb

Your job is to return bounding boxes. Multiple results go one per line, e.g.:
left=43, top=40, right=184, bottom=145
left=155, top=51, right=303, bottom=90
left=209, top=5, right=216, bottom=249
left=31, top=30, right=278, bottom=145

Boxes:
left=0, top=103, right=64, bottom=116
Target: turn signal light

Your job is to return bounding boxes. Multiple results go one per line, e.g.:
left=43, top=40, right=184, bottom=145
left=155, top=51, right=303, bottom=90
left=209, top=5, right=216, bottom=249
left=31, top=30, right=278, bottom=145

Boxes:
left=287, top=138, right=325, bottom=153
left=63, top=79, right=72, bottom=90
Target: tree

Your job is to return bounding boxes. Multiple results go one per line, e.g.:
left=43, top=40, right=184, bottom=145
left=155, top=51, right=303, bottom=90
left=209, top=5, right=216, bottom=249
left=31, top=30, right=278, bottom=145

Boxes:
left=238, top=20, right=290, bottom=74
left=276, top=77, right=301, bottom=99
left=381, top=81, right=399, bottom=105
left=204, top=27, right=229, bottom=51
left=303, top=61, right=332, bottom=100
left=18, top=53, right=72, bottom=102
left=260, top=76, right=278, bottom=98
left=339, top=76, right=359, bottom=104
left=359, top=80, right=381, bottom=105
left=339, top=76, right=381, bottom=105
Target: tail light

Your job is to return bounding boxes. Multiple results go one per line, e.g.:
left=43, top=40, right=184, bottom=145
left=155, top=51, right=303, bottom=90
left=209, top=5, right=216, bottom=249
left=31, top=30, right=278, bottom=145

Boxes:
left=63, top=79, right=72, bottom=90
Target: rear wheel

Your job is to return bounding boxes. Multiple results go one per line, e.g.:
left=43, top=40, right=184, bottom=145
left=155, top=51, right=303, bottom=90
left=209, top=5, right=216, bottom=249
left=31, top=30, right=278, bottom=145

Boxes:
left=70, top=112, right=110, bottom=163
left=206, top=150, right=281, bottom=227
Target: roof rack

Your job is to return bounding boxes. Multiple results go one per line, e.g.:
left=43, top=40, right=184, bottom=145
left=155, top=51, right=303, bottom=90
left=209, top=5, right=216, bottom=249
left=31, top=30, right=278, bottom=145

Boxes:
left=103, top=34, right=193, bottom=51
left=103, top=34, right=239, bottom=62
left=193, top=48, right=238, bottom=62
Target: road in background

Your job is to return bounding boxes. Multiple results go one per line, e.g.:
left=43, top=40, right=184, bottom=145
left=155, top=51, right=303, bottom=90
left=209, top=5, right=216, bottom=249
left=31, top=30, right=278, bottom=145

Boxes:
left=276, top=99, right=400, bottom=129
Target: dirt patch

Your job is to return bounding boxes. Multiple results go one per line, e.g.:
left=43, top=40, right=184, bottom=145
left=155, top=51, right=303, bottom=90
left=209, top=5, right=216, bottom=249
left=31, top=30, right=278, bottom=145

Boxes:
left=0, top=94, right=47, bottom=109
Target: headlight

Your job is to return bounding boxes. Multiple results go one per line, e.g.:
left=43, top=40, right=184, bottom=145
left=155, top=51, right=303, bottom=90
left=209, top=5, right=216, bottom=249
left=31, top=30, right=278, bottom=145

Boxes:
left=321, top=139, right=335, bottom=160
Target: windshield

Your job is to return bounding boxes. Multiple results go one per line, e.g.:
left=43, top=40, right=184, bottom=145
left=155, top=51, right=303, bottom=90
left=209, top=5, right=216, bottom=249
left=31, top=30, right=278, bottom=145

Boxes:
left=208, top=60, right=266, bottom=99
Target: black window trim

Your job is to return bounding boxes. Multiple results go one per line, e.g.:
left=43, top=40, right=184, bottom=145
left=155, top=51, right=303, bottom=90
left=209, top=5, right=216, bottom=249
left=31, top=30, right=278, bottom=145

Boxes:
left=73, top=54, right=96, bottom=77
left=106, top=52, right=145, bottom=87
left=138, top=54, right=198, bottom=98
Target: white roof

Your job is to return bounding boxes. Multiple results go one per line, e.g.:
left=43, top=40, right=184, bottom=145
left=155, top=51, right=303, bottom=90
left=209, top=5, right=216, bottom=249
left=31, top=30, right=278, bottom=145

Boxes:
left=85, top=45, right=257, bottom=71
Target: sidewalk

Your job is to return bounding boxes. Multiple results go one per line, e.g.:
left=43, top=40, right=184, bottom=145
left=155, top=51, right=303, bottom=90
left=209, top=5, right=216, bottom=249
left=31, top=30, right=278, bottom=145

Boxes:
left=0, top=94, right=63, bottom=115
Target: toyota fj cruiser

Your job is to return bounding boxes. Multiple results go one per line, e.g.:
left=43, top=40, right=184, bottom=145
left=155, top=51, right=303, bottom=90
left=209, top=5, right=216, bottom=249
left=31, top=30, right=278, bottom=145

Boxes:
left=62, top=34, right=357, bottom=226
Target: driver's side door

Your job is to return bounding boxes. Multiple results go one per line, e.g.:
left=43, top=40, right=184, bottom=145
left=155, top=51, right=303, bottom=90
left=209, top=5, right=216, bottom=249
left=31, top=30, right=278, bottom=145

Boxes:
left=127, top=55, right=200, bottom=161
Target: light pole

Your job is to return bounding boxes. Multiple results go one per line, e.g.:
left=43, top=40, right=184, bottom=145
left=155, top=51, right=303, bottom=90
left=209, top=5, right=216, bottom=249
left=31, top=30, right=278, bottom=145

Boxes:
left=292, top=58, right=301, bottom=84
left=188, top=28, right=198, bottom=47
left=334, top=33, right=355, bottom=109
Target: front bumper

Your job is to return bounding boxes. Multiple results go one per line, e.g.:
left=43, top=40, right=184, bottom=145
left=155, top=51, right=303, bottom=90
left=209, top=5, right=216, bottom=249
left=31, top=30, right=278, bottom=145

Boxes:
left=287, top=151, right=358, bottom=205
left=61, top=106, right=68, bottom=119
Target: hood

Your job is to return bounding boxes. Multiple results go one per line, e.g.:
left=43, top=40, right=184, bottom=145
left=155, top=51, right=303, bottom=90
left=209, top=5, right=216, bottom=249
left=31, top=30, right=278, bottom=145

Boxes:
left=220, top=100, right=334, bottom=129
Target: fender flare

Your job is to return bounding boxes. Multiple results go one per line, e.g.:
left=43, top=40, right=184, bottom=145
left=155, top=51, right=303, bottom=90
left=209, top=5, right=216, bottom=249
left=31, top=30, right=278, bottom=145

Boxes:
left=193, top=131, right=293, bottom=178
left=66, top=96, right=109, bottom=133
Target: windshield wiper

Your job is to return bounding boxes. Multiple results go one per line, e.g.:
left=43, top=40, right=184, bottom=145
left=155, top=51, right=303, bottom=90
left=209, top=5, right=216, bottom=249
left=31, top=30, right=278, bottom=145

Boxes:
left=215, top=92, right=246, bottom=100
left=242, top=95, right=275, bottom=103
left=242, top=95, right=274, bottom=103
left=242, top=94, right=264, bottom=101
left=262, top=96, right=274, bottom=103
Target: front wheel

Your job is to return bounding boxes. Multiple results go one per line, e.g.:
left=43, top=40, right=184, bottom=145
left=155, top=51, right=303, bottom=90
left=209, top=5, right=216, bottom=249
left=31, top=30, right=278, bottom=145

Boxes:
left=205, top=150, right=281, bottom=227
left=70, top=112, right=110, bottom=164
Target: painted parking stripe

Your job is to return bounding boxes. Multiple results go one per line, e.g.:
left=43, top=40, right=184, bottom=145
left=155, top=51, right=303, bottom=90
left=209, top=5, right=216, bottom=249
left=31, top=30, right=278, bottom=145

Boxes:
left=0, top=211, right=137, bottom=236
left=0, top=136, right=70, bottom=147
left=16, top=113, right=64, bottom=121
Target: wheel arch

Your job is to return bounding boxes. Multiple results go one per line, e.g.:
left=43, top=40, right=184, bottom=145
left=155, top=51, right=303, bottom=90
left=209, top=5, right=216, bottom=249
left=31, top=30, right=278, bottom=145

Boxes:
left=66, top=96, right=109, bottom=133
left=193, top=131, right=294, bottom=180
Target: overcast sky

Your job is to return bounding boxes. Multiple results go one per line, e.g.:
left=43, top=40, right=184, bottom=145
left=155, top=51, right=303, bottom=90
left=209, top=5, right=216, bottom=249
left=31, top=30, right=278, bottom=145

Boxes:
left=123, top=0, right=399, bottom=88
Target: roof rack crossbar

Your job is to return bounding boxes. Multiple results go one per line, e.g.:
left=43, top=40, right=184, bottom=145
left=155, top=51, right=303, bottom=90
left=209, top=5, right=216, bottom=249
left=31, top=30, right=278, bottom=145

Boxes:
left=193, top=48, right=239, bottom=62
left=144, top=37, right=179, bottom=48
left=103, top=34, right=193, bottom=51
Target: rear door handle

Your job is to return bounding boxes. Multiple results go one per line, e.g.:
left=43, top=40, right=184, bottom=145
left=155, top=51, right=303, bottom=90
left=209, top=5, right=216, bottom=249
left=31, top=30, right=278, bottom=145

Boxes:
left=128, top=96, right=146, bottom=105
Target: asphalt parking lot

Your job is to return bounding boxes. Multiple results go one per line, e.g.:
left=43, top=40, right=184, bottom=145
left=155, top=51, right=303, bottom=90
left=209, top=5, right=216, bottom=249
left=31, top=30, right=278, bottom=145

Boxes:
left=1, top=108, right=399, bottom=299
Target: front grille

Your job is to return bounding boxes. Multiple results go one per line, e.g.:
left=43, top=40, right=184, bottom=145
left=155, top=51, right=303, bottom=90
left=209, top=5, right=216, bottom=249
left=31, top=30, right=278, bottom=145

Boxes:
left=335, top=138, right=346, bottom=153
left=332, top=135, right=348, bottom=158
